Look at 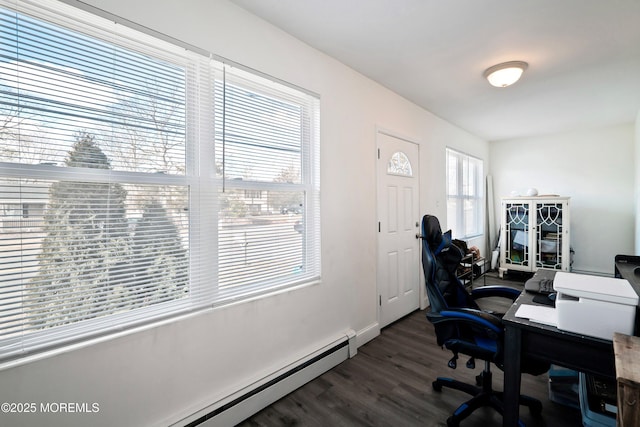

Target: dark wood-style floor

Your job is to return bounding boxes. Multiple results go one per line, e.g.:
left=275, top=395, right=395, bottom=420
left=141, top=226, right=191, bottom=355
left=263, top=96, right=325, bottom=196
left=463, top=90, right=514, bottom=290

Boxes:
left=238, top=273, right=584, bottom=427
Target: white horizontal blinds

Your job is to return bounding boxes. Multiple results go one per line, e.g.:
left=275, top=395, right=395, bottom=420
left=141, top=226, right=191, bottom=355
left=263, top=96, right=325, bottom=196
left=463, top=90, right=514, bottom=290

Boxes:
left=302, top=89, right=321, bottom=281
left=460, top=153, right=482, bottom=237
left=446, top=149, right=459, bottom=197
left=0, top=6, right=187, bottom=174
left=446, top=148, right=463, bottom=238
left=446, top=148, right=483, bottom=239
left=0, top=179, right=189, bottom=327
left=184, top=56, right=217, bottom=308
left=216, top=65, right=320, bottom=298
left=0, top=1, right=200, bottom=358
left=216, top=68, right=304, bottom=183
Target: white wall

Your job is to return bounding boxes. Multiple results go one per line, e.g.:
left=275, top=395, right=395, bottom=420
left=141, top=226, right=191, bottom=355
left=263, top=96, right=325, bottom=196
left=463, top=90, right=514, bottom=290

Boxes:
left=0, top=1, right=487, bottom=426
left=490, top=123, right=635, bottom=275
left=635, top=111, right=640, bottom=253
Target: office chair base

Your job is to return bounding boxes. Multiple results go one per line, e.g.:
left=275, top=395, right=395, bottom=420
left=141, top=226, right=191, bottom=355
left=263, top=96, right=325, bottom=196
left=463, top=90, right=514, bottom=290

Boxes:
left=433, top=370, right=542, bottom=426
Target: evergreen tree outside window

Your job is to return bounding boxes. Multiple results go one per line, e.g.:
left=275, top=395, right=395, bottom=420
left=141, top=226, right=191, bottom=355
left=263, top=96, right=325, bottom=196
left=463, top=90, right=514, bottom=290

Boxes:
left=29, top=134, right=132, bottom=327
left=131, top=199, right=188, bottom=305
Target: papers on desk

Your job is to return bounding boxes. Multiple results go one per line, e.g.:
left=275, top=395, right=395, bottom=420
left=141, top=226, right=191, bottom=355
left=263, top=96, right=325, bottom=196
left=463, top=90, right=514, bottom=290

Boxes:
left=515, top=304, right=558, bottom=327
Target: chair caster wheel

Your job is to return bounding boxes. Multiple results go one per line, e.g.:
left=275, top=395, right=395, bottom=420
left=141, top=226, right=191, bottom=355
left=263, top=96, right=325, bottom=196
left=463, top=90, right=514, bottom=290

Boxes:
left=446, top=416, right=459, bottom=427
left=432, top=381, right=442, bottom=392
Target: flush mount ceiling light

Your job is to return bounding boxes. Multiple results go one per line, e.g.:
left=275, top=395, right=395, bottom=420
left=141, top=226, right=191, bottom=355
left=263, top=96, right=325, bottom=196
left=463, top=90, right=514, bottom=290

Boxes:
left=483, top=61, right=528, bottom=87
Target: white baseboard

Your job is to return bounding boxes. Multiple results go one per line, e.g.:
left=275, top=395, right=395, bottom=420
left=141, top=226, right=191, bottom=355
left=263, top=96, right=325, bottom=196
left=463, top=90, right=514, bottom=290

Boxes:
left=171, top=335, right=351, bottom=427
left=356, top=321, right=380, bottom=348
left=169, top=325, right=380, bottom=427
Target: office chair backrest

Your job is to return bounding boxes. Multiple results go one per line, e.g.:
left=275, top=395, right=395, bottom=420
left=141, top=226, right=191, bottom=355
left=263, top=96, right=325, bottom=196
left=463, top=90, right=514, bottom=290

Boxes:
left=421, top=215, right=477, bottom=313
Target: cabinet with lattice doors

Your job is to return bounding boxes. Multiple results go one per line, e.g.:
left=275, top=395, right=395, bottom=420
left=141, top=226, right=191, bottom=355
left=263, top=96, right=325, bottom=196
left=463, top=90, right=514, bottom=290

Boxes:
left=499, top=197, right=570, bottom=278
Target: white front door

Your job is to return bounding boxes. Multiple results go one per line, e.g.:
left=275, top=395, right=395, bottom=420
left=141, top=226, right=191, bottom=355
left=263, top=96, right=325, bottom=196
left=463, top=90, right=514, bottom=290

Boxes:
left=377, top=131, right=420, bottom=328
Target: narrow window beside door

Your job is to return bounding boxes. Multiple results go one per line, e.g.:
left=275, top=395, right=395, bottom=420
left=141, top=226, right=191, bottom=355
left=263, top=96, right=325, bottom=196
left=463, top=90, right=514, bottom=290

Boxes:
left=446, top=148, right=483, bottom=239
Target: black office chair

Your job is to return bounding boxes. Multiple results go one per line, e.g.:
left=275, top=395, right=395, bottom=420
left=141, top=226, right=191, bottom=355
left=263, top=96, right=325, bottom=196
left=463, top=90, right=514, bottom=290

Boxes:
left=421, top=214, right=548, bottom=427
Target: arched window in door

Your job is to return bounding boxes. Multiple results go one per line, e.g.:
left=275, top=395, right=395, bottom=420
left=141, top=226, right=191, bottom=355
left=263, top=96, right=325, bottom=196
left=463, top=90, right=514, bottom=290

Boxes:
left=387, top=151, right=413, bottom=177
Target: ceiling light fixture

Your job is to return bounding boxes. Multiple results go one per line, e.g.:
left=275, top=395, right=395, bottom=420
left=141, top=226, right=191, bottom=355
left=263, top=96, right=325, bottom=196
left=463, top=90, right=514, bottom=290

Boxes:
left=483, top=61, right=528, bottom=87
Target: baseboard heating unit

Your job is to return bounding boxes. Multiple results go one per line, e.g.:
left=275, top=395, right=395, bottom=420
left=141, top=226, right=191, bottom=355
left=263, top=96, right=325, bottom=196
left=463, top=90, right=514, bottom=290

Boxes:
left=174, top=331, right=356, bottom=427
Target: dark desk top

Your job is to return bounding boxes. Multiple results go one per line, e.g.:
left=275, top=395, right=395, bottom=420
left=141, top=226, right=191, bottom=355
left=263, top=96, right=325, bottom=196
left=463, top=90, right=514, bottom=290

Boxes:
left=615, top=254, right=640, bottom=297
left=504, top=290, right=615, bottom=377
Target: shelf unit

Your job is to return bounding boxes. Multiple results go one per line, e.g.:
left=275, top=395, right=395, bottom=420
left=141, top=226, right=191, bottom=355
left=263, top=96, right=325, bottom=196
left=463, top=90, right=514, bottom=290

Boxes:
left=457, top=254, right=486, bottom=287
left=499, top=196, right=570, bottom=278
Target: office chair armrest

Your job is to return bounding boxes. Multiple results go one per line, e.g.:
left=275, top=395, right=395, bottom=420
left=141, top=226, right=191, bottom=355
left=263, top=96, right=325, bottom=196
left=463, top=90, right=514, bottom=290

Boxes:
left=470, top=285, right=521, bottom=302
left=429, top=308, right=503, bottom=335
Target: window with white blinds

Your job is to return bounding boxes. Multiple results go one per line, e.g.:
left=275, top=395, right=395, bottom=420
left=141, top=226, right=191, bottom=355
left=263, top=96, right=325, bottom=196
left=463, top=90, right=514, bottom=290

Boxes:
left=0, top=0, right=320, bottom=361
left=215, top=65, right=320, bottom=301
left=446, top=148, right=484, bottom=239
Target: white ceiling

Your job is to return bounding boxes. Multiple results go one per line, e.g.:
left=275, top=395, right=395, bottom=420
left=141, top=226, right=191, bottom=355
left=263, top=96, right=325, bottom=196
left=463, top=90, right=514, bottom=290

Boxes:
left=232, top=0, right=640, bottom=141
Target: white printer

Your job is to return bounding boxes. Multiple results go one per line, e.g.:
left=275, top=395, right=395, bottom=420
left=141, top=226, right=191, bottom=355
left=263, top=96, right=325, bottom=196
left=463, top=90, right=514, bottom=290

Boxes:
left=554, top=271, right=639, bottom=340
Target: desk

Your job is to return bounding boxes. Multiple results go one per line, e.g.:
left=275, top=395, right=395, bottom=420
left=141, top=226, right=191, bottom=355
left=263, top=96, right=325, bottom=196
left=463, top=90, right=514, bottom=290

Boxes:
left=614, top=333, right=640, bottom=426
left=615, top=255, right=640, bottom=334
left=502, top=291, right=616, bottom=427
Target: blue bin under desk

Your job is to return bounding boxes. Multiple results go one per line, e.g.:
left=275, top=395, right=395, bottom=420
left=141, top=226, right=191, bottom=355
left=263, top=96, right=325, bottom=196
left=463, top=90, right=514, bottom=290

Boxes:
left=548, top=365, right=580, bottom=409
left=578, top=373, right=616, bottom=427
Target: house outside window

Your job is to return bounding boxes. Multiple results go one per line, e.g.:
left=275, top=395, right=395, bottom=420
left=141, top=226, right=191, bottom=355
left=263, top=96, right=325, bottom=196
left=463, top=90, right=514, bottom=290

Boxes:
left=446, top=148, right=484, bottom=240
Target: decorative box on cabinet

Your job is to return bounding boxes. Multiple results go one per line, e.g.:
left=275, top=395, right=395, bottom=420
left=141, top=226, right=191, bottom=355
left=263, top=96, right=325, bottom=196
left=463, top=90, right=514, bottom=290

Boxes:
left=499, top=196, right=570, bottom=278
